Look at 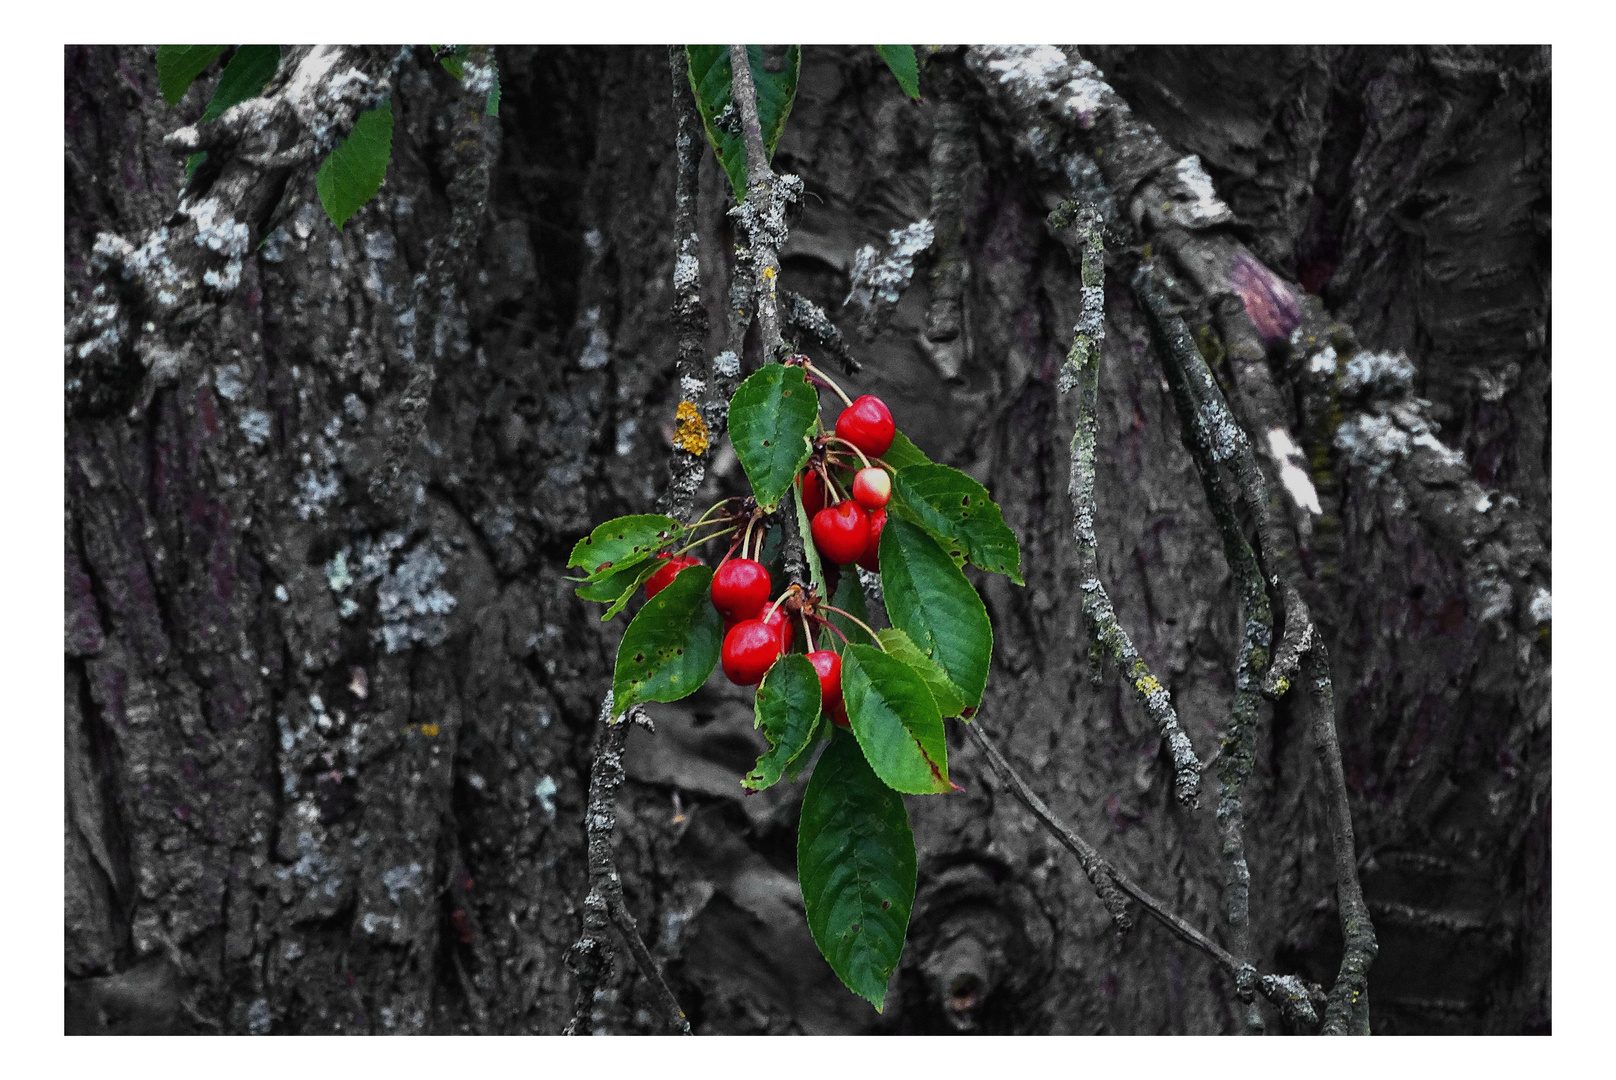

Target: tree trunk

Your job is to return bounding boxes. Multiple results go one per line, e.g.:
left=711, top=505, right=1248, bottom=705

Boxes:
left=64, top=44, right=1549, bottom=1035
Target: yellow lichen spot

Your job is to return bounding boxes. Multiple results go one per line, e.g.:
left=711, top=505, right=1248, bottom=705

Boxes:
left=420, top=723, right=440, bottom=737
left=762, top=265, right=776, bottom=281
left=1135, top=675, right=1162, bottom=696
left=1270, top=676, right=1291, bottom=696
left=673, top=400, right=710, bottom=456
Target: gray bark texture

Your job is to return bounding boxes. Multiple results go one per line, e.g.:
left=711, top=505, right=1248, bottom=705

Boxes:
left=65, top=45, right=1549, bottom=1034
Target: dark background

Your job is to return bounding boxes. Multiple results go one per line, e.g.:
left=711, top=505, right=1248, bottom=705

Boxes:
left=64, top=45, right=1549, bottom=1034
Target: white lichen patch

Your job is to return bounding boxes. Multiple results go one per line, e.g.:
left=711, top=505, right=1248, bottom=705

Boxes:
left=712, top=350, right=740, bottom=378
left=372, top=543, right=457, bottom=653
left=381, top=862, right=425, bottom=905
left=578, top=306, right=611, bottom=370
left=326, top=550, right=354, bottom=593
left=1528, top=587, right=1551, bottom=625
left=238, top=409, right=272, bottom=446
left=215, top=364, right=247, bottom=401
left=673, top=253, right=700, bottom=291
left=615, top=418, right=638, bottom=456
left=1339, top=350, right=1416, bottom=396
left=1266, top=427, right=1323, bottom=515
left=535, top=775, right=558, bottom=821
left=1309, top=345, right=1339, bottom=375
left=982, top=44, right=1070, bottom=96
left=845, top=219, right=935, bottom=311
left=1161, top=156, right=1234, bottom=228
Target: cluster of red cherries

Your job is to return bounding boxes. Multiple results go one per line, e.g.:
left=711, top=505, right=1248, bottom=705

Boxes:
left=641, top=393, right=898, bottom=726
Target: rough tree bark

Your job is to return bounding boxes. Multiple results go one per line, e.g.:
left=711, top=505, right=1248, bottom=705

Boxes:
left=65, top=45, right=1549, bottom=1034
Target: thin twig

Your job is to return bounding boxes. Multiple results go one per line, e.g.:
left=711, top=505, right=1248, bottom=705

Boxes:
left=1305, top=641, right=1377, bottom=1035
left=1048, top=203, right=1201, bottom=806
left=966, top=720, right=1321, bottom=1029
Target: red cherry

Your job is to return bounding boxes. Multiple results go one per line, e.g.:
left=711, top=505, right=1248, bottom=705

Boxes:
left=851, top=467, right=890, bottom=510
left=722, top=619, right=782, bottom=685
left=811, top=501, right=870, bottom=565
left=645, top=554, right=701, bottom=599
left=762, top=606, right=794, bottom=653
left=807, top=650, right=845, bottom=722
left=798, top=469, right=827, bottom=516
left=835, top=395, right=895, bottom=458
left=857, top=506, right=887, bottom=572
left=710, top=558, right=771, bottom=620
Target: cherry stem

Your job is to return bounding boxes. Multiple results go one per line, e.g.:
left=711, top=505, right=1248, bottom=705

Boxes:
left=813, top=615, right=853, bottom=647
left=669, top=524, right=735, bottom=559
left=817, top=461, right=850, bottom=503
left=820, top=604, right=883, bottom=648
left=687, top=498, right=738, bottom=531
left=803, top=360, right=854, bottom=408
left=741, top=516, right=759, bottom=561
left=800, top=609, right=816, bottom=652
left=823, top=435, right=872, bottom=469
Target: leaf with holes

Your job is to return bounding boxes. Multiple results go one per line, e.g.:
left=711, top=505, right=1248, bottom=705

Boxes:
left=156, top=45, right=228, bottom=106
left=201, top=45, right=281, bottom=123
left=727, top=364, right=819, bottom=511
left=685, top=45, right=802, bottom=201
left=874, top=46, right=920, bottom=100
left=574, top=560, right=660, bottom=621
left=745, top=654, right=823, bottom=791
left=876, top=628, right=966, bottom=719
left=568, top=514, right=681, bottom=583
left=612, top=565, right=724, bottom=714
left=891, top=463, right=1023, bottom=585
left=798, top=730, right=916, bottom=1012
left=316, top=101, right=394, bottom=231
left=879, top=516, right=993, bottom=708
left=841, top=644, right=950, bottom=794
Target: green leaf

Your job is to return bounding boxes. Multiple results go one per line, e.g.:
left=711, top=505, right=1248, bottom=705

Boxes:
left=156, top=46, right=228, bottom=106
left=574, top=560, right=660, bottom=621
left=612, top=565, right=724, bottom=714
left=880, top=429, right=933, bottom=470
left=798, top=730, right=917, bottom=1012
left=784, top=714, right=831, bottom=783
left=879, top=517, right=993, bottom=708
left=744, top=654, right=823, bottom=791
left=438, top=46, right=468, bottom=80
left=826, top=564, right=874, bottom=650
left=201, top=45, right=281, bottom=123
left=685, top=45, right=802, bottom=202
left=877, top=628, right=966, bottom=719
left=891, top=464, right=1024, bottom=585
left=184, top=152, right=208, bottom=181
left=874, top=46, right=920, bottom=100
left=315, top=101, right=394, bottom=231
left=567, top=514, right=681, bottom=582
left=727, top=364, right=819, bottom=511
left=841, top=644, right=950, bottom=794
